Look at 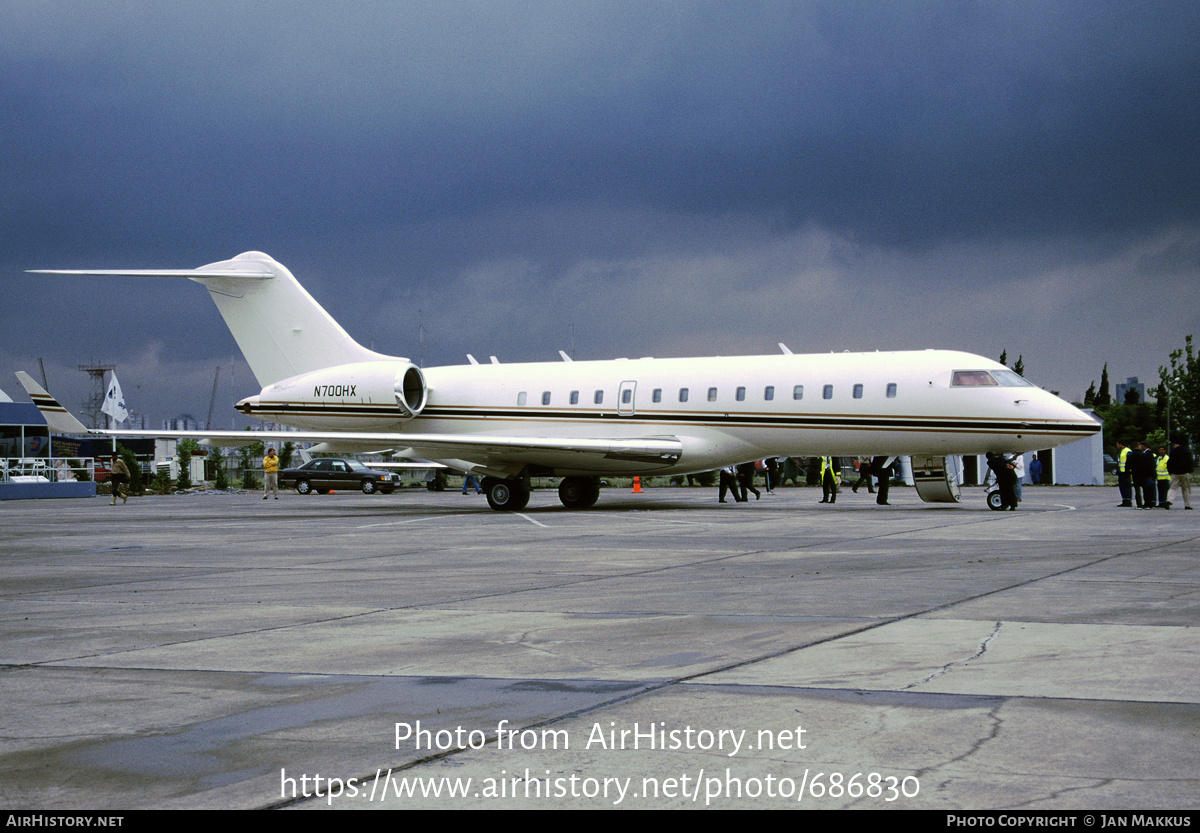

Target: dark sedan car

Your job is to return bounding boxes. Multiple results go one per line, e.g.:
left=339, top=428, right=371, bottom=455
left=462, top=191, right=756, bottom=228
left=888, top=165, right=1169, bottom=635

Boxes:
left=280, top=458, right=399, bottom=494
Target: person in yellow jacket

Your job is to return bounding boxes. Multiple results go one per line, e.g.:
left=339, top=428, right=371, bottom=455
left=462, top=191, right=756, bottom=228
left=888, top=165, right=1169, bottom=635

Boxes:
left=1116, top=440, right=1133, bottom=507
left=819, top=456, right=840, bottom=504
left=263, top=447, right=279, bottom=500
left=1156, top=446, right=1171, bottom=508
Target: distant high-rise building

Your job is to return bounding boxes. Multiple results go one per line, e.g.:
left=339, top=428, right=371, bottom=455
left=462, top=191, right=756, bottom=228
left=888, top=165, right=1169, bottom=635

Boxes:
left=1115, top=377, right=1145, bottom=405
left=163, top=413, right=201, bottom=431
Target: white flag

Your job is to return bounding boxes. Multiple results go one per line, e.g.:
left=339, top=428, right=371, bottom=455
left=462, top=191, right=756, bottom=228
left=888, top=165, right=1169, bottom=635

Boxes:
left=101, top=371, right=129, bottom=423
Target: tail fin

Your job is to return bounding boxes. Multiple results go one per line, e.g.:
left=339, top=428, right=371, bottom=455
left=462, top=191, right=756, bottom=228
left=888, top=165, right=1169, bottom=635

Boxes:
left=30, top=252, right=402, bottom=387
left=16, top=372, right=91, bottom=434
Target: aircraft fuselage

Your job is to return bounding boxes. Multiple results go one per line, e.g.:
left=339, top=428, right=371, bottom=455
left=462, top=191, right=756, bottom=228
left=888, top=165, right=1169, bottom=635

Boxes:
left=236, top=349, right=1097, bottom=477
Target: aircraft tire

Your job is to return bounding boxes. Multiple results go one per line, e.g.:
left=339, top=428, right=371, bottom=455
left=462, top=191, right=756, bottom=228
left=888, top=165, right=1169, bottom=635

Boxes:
left=296, top=479, right=313, bottom=495
left=484, top=478, right=530, bottom=511
left=558, top=476, right=600, bottom=509
left=986, top=490, right=1005, bottom=511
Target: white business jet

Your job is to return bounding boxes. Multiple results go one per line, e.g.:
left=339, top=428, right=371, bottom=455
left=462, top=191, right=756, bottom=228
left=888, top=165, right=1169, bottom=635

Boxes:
left=20, top=251, right=1098, bottom=510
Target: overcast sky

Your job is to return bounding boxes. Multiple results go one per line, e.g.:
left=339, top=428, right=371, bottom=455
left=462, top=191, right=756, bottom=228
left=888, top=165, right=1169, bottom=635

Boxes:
left=3, top=0, right=1198, bottom=425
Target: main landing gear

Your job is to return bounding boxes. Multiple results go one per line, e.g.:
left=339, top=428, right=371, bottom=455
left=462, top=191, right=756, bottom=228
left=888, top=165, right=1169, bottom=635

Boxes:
left=481, top=476, right=530, bottom=511
left=478, top=475, right=602, bottom=511
left=557, top=476, right=600, bottom=509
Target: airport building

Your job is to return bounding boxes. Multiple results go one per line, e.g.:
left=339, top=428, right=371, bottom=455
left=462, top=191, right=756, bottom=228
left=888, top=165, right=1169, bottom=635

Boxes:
left=0, top=398, right=96, bottom=500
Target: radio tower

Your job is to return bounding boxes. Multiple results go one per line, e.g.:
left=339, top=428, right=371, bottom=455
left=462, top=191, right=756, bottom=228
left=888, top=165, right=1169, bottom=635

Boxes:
left=78, top=361, right=115, bottom=428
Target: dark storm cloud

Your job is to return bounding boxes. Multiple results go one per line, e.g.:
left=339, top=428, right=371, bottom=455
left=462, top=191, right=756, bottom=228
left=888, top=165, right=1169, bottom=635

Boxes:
left=3, top=1, right=1199, bottom=419
left=7, top=1, right=1198, bottom=249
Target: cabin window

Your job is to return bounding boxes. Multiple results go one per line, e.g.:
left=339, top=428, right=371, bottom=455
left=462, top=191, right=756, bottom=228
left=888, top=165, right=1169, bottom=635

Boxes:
left=764, top=385, right=774, bottom=401
left=823, top=384, right=833, bottom=400
left=793, top=385, right=804, bottom=400
left=679, top=388, right=689, bottom=403
left=541, top=391, right=551, bottom=406
left=593, top=390, right=604, bottom=405
left=707, top=387, right=718, bottom=402
left=886, top=383, right=897, bottom=398
left=621, top=388, right=632, bottom=405
left=852, top=384, right=863, bottom=399
left=570, top=390, right=579, bottom=405
left=736, top=386, right=746, bottom=402
left=652, top=388, right=662, bottom=403
left=517, top=391, right=527, bottom=406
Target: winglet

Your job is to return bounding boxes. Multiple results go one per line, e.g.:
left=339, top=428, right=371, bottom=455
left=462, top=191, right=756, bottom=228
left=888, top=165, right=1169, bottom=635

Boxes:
left=15, top=372, right=91, bottom=434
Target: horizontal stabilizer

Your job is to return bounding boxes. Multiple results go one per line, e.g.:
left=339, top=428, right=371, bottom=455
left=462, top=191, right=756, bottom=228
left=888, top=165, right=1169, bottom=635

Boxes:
left=27, top=267, right=273, bottom=279
left=28, top=252, right=398, bottom=387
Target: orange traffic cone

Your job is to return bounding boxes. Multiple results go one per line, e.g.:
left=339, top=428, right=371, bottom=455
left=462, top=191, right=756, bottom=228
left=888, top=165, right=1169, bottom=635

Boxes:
left=631, top=476, right=642, bottom=493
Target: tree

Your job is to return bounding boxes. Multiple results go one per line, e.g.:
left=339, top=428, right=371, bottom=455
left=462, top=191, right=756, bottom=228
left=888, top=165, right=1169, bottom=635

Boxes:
left=1098, top=401, right=1158, bottom=455
left=240, top=439, right=265, bottom=489
left=1083, top=381, right=1097, bottom=408
left=176, top=439, right=200, bottom=490
left=211, top=446, right=229, bottom=491
left=1096, top=363, right=1112, bottom=407
left=1013, top=355, right=1025, bottom=377
left=280, top=441, right=295, bottom=470
left=999, top=349, right=1008, bottom=367
left=115, top=443, right=143, bottom=496
left=1159, top=334, right=1200, bottom=446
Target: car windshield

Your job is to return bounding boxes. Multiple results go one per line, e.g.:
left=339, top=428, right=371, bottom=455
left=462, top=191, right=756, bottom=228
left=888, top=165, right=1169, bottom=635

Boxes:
left=345, top=460, right=371, bottom=471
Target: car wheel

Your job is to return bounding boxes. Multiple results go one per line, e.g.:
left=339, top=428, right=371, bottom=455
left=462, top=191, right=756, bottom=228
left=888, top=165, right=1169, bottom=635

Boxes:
left=296, top=480, right=313, bottom=495
left=361, top=480, right=377, bottom=495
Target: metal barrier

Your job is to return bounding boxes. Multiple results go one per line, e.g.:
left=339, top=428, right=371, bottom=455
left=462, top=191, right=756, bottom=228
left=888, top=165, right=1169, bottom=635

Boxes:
left=1, top=457, right=95, bottom=484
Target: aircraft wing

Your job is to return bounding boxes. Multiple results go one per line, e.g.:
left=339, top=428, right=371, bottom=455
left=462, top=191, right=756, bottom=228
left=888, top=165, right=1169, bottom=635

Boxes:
left=16, top=372, right=682, bottom=476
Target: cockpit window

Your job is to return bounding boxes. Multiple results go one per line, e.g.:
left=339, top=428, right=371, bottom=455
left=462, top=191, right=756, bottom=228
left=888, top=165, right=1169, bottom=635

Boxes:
left=991, top=369, right=1035, bottom=387
left=952, top=369, right=1035, bottom=387
left=952, top=370, right=998, bottom=386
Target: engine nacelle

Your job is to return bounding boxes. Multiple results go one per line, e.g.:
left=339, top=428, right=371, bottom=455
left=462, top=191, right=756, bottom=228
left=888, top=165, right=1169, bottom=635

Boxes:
left=236, top=360, right=428, bottom=429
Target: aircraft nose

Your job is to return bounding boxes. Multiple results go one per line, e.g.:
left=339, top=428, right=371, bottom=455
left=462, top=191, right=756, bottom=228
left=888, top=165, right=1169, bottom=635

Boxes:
left=1035, top=391, right=1101, bottom=436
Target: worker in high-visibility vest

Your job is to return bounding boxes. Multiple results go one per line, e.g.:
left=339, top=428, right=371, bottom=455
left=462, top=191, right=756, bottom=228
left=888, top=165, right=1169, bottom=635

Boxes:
left=819, top=456, right=840, bottom=504
left=1156, top=446, right=1171, bottom=508
left=1116, top=440, right=1133, bottom=507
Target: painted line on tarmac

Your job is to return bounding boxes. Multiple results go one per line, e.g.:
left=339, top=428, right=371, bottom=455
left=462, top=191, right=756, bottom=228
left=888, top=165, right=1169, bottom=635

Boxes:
left=354, top=515, right=473, bottom=529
